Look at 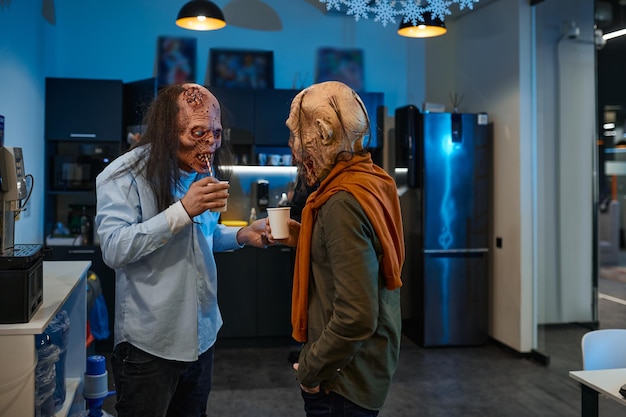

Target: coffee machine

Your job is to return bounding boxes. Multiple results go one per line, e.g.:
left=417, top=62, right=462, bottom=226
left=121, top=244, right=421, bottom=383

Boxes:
left=1, top=146, right=28, bottom=251
left=0, top=145, right=44, bottom=323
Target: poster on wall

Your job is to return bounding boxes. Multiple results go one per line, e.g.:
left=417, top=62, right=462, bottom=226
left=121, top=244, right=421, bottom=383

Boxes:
left=209, top=48, right=274, bottom=89
left=156, top=36, right=197, bottom=87
left=315, top=48, right=364, bottom=92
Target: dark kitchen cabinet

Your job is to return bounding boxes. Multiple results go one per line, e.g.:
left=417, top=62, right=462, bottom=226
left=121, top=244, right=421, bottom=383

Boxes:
left=123, top=78, right=159, bottom=130
left=257, top=246, right=294, bottom=337
left=215, top=245, right=294, bottom=340
left=208, top=86, right=257, bottom=165
left=208, top=86, right=255, bottom=146
left=45, top=77, right=123, bottom=142
left=44, top=77, right=124, bottom=237
left=214, top=248, right=258, bottom=338
left=253, top=89, right=298, bottom=147
left=203, top=86, right=299, bottom=164
left=44, top=77, right=124, bottom=353
left=122, top=77, right=160, bottom=153
left=252, top=89, right=384, bottom=149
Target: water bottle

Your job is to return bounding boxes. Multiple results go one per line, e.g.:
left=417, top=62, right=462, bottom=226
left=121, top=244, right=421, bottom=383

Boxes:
left=47, top=311, right=70, bottom=411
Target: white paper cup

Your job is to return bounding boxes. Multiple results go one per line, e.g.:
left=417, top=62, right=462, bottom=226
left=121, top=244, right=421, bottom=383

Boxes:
left=210, top=181, right=229, bottom=212
left=267, top=207, right=291, bottom=239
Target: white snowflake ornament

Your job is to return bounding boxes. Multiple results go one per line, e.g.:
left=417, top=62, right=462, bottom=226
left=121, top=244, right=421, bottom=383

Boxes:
left=318, top=0, right=481, bottom=30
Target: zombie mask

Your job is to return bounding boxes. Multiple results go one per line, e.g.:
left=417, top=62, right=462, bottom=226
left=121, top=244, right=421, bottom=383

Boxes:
left=177, top=83, right=222, bottom=173
left=286, top=81, right=369, bottom=187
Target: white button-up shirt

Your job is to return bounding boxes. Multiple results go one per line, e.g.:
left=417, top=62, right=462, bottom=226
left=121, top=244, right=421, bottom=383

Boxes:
left=96, top=145, right=242, bottom=362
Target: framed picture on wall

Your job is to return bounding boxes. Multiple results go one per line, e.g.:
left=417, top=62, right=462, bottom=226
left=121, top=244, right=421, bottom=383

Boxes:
left=209, top=48, right=274, bottom=89
left=316, top=47, right=364, bottom=91
left=156, top=36, right=197, bottom=87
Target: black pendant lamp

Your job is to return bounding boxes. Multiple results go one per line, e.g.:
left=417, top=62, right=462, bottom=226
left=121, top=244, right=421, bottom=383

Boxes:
left=398, top=13, right=446, bottom=38
left=176, top=0, right=226, bottom=31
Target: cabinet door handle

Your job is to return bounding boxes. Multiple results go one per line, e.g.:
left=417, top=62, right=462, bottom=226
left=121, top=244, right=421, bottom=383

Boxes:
left=68, top=249, right=96, bottom=254
left=70, top=133, right=97, bottom=138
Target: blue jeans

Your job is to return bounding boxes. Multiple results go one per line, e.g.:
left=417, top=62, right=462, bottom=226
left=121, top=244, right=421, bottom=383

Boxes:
left=111, top=342, right=214, bottom=417
left=301, top=389, right=379, bottom=417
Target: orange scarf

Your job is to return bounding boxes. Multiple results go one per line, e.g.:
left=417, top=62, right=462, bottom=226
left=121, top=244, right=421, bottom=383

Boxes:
left=291, top=153, right=405, bottom=342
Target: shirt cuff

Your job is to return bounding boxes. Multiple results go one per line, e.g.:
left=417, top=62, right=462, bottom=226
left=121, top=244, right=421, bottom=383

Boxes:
left=165, top=201, right=192, bottom=234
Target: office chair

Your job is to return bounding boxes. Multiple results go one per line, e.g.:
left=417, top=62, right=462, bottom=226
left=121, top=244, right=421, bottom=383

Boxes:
left=581, top=329, right=626, bottom=370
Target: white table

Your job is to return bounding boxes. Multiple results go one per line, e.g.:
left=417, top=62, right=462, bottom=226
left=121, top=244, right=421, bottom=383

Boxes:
left=569, top=368, right=626, bottom=417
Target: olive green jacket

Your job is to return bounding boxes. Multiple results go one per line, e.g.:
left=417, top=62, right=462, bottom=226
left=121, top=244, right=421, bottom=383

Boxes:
left=296, top=191, right=402, bottom=411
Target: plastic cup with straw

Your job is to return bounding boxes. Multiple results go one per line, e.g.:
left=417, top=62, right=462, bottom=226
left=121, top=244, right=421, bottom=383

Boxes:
left=206, top=154, right=228, bottom=212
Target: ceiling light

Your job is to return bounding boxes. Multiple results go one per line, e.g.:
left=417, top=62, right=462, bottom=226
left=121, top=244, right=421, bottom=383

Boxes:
left=176, top=0, right=226, bottom=31
left=398, top=14, right=447, bottom=38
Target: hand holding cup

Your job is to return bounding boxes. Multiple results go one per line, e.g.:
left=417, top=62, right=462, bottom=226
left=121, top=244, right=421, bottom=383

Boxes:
left=209, top=180, right=229, bottom=212
left=181, top=177, right=229, bottom=217
left=264, top=207, right=300, bottom=248
left=267, top=207, right=291, bottom=238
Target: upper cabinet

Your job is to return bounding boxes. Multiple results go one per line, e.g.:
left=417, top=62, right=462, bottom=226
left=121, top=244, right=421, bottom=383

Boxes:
left=43, top=77, right=124, bottom=240
left=208, top=87, right=385, bottom=164
left=45, top=78, right=123, bottom=142
left=209, top=86, right=255, bottom=146
left=123, top=78, right=159, bottom=131
left=254, top=89, right=298, bottom=147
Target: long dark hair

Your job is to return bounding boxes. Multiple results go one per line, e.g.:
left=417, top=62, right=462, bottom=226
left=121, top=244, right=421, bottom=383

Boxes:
left=112, top=84, right=233, bottom=212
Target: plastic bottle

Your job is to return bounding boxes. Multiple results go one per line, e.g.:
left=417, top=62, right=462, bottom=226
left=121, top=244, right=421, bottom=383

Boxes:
left=47, top=311, right=70, bottom=411
left=35, top=333, right=60, bottom=417
left=67, top=355, right=115, bottom=417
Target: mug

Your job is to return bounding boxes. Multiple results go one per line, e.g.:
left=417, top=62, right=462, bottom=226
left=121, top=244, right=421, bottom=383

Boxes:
left=282, top=154, right=292, bottom=166
left=268, top=154, right=281, bottom=166
left=258, top=153, right=267, bottom=165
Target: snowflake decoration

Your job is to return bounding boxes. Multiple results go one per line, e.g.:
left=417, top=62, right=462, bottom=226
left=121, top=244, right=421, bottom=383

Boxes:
left=399, top=1, right=427, bottom=26
left=372, top=0, right=398, bottom=27
left=319, top=0, right=481, bottom=28
left=346, top=0, right=371, bottom=21
left=429, top=1, right=453, bottom=21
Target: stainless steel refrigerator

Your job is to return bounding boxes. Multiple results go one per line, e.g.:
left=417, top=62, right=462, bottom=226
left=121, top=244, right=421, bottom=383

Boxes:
left=396, top=106, right=491, bottom=347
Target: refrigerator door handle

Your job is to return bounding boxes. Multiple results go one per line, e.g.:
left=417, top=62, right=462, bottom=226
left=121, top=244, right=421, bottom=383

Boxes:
left=424, top=248, right=488, bottom=254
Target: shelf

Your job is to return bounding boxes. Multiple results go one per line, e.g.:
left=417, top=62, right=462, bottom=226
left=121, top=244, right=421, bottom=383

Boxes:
left=0, top=261, right=89, bottom=416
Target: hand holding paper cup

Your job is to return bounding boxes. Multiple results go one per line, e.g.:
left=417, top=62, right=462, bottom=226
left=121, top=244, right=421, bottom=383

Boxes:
left=267, top=207, right=291, bottom=239
left=210, top=180, right=229, bottom=212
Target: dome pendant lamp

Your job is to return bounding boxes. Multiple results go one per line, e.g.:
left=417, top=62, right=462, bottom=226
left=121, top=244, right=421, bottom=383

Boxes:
left=176, top=0, right=227, bottom=31
left=398, top=13, right=447, bottom=38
